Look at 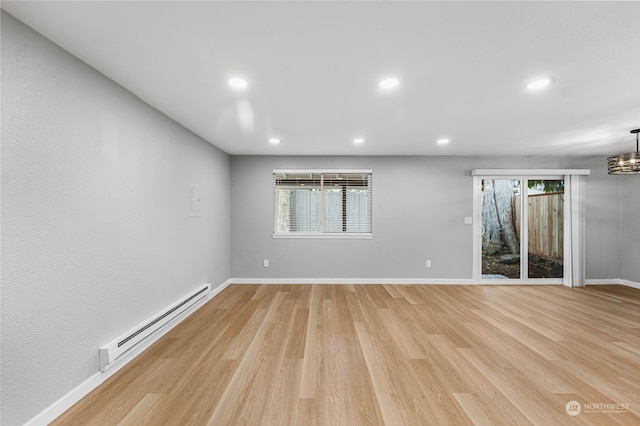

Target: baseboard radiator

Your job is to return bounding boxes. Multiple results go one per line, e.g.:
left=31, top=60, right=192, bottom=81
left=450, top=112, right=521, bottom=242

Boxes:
left=99, top=283, right=211, bottom=371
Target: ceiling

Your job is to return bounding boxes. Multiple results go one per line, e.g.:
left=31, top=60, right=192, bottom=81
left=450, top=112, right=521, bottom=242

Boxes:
left=3, top=1, right=639, bottom=156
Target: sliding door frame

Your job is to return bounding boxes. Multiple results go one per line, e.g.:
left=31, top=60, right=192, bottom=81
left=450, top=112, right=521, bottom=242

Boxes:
left=471, top=169, right=590, bottom=285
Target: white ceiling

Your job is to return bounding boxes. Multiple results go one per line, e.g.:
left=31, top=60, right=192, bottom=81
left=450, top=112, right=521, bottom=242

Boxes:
left=3, top=1, right=640, bottom=156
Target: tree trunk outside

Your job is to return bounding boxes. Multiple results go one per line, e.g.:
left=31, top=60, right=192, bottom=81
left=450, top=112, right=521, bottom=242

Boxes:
left=275, top=189, right=291, bottom=232
left=481, top=180, right=502, bottom=255
left=494, top=179, right=520, bottom=254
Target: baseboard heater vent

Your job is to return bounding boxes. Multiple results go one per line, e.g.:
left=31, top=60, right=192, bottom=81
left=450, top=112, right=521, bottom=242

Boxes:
left=99, top=283, right=211, bottom=371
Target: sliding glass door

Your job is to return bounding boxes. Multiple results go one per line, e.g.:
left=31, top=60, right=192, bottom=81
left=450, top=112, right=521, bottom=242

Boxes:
left=526, top=179, right=564, bottom=279
left=479, top=177, right=564, bottom=281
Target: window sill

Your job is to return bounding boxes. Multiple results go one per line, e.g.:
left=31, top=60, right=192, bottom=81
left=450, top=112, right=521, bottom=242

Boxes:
left=272, top=233, right=373, bottom=239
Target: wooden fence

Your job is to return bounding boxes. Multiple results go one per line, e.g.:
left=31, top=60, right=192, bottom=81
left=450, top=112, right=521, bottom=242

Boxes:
left=514, top=192, right=564, bottom=260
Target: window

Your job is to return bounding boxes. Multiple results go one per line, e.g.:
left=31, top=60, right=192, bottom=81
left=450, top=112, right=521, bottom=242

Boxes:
left=273, top=169, right=372, bottom=238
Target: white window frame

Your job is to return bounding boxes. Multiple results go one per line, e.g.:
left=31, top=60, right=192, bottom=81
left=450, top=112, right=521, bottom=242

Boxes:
left=272, top=169, right=373, bottom=239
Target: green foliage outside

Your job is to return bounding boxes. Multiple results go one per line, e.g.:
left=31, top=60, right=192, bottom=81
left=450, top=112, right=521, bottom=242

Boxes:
left=528, top=180, right=564, bottom=193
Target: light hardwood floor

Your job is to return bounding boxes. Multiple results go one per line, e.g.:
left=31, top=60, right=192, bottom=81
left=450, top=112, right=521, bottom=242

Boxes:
left=53, top=284, right=640, bottom=425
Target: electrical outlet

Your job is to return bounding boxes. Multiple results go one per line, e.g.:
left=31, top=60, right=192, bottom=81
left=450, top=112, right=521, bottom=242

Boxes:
left=425, top=260, right=432, bottom=268
left=464, top=216, right=473, bottom=225
left=263, top=259, right=270, bottom=268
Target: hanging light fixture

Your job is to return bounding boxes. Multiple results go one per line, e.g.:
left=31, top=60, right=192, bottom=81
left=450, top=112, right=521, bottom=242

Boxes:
left=607, top=129, right=640, bottom=175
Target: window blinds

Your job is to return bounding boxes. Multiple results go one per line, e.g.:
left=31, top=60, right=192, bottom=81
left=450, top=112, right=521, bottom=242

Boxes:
left=273, top=170, right=372, bottom=236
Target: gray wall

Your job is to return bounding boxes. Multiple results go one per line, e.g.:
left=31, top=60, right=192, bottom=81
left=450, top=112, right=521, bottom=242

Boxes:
left=621, top=174, right=640, bottom=282
left=231, top=155, right=622, bottom=280
left=1, top=12, right=230, bottom=425
left=232, top=156, right=474, bottom=279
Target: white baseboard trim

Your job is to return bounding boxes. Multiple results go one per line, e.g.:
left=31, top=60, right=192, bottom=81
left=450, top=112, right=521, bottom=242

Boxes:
left=585, top=278, right=640, bottom=289
left=585, top=278, right=623, bottom=285
left=231, top=278, right=482, bottom=285
left=24, top=279, right=232, bottom=426
left=620, top=279, right=640, bottom=289
left=229, top=277, right=640, bottom=287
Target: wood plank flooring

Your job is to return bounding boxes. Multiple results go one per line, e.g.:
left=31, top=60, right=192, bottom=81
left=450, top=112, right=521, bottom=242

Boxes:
left=52, top=284, right=640, bottom=425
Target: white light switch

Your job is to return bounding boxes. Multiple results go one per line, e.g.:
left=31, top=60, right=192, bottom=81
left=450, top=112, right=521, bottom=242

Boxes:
left=464, top=216, right=473, bottom=225
left=263, top=259, right=270, bottom=268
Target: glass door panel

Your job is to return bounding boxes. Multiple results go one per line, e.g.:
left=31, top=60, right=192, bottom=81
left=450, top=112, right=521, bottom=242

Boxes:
left=481, top=179, right=521, bottom=279
left=527, top=179, right=564, bottom=278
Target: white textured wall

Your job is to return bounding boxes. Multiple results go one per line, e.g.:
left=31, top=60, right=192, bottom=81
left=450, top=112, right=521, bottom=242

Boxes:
left=1, top=12, right=230, bottom=424
left=231, top=155, right=622, bottom=280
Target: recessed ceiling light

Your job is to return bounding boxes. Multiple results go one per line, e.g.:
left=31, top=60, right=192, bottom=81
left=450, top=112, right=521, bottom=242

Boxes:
left=353, top=138, right=365, bottom=144
left=228, top=77, right=248, bottom=90
left=269, top=138, right=280, bottom=144
left=379, top=78, right=399, bottom=89
left=437, top=138, right=450, bottom=145
left=526, top=78, right=551, bottom=90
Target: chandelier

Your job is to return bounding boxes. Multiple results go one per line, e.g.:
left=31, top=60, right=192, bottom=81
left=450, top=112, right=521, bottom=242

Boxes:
left=607, top=129, right=640, bottom=175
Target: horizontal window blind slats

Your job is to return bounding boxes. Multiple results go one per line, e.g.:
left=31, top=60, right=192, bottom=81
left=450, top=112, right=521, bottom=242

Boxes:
left=273, top=171, right=372, bottom=236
